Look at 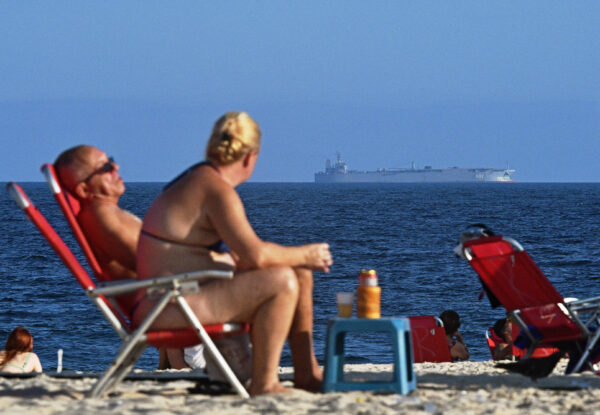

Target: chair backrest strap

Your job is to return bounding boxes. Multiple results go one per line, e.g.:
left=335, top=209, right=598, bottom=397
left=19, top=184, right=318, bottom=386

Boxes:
left=41, top=164, right=103, bottom=276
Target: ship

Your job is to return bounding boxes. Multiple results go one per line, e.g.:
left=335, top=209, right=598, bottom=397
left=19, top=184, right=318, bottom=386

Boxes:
left=314, top=154, right=515, bottom=183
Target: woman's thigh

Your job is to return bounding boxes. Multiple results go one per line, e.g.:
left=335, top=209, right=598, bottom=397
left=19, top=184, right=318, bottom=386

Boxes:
left=139, top=266, right=297, bottom=328
left=188, top=266, right=298, bottom=323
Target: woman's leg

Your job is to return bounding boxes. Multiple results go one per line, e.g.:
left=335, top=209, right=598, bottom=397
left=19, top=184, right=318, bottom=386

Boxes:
left=246, top=267, right=299, bottom=394
left=137, top=266, right=299, bottom=395
left=288, top=267, right=322, bottom=391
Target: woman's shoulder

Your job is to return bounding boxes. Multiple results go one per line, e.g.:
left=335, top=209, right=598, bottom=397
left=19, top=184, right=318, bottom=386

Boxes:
left=25, top=352, right=41, bottom=365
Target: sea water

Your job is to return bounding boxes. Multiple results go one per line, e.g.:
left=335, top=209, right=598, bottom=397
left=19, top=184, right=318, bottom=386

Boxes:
left=1, top=182, right=600, bottom=371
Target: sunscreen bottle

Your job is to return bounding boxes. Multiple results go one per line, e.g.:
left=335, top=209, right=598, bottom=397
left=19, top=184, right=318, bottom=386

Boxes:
left=357, top=269, right=381, bottom=319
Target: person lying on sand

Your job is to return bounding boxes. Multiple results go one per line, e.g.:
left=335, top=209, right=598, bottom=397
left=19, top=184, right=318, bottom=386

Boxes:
left=134, top=111, right=333, bottom=395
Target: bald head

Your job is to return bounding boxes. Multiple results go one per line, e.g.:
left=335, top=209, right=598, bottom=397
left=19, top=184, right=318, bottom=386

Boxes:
left=54, top=145, right=97, bottom=194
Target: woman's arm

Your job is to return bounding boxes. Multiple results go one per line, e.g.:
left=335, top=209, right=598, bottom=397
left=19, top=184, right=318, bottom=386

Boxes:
left=451, top=333, right=470, bottom=360
left=207, top=186, right=332, bottom=272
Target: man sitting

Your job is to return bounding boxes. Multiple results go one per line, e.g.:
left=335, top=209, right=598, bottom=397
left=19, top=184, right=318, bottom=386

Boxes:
left=54, top=145, right=190, bottom=369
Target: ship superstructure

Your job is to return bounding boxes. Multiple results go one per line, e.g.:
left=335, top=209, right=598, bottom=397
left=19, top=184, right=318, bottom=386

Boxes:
left=315, top=154, right=515, bottom=183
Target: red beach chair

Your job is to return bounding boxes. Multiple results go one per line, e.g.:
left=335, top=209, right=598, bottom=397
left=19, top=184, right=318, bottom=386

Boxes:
left=458, top=227, right=600, bottom=374
left=409, top=316, right=452, bottom=363
left=7, top=181, right=250, bottom=398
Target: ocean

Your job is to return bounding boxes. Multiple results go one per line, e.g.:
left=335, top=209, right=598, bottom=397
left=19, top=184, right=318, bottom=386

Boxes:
left=2, top=182, right=600, bottom=372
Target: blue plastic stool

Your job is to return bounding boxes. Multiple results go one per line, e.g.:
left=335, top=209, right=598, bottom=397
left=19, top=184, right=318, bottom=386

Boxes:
left=322, top=317, right=416, bottom=394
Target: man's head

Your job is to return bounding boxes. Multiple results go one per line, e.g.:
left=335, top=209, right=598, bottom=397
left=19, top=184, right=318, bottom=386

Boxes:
left=54, top=145, right=125, bottom=202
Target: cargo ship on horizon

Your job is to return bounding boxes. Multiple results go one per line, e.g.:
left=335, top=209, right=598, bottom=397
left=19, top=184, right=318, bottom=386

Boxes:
left=314, top=154, right=515, bottom=183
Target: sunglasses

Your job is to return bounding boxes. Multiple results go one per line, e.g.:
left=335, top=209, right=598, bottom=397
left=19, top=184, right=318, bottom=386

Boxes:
left=82, top=157, right=116, bottom=183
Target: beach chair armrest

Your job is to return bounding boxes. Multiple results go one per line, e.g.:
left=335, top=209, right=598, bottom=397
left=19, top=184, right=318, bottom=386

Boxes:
left=566, top=295, right=600, bottom=312
left=92, top=269, right=234, bottom=297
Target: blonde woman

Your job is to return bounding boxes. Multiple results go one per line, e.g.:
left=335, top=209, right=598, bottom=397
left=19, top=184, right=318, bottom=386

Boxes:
left=134, top=112, right=332, bottom=396
left=0, top=327, right=43, bottom=373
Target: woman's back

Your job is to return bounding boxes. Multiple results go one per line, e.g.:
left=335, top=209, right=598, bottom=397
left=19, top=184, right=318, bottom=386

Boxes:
left=137, top=164, right=237, bottom=279
left=0, top=351, right=42, bottom=373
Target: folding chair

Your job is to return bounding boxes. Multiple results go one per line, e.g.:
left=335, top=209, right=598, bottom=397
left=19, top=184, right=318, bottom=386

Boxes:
left=7, top=182, right=250, bottom=398
left=458, top=228, right=600, bottom=374
left=408, top=316, right=452, bottom=363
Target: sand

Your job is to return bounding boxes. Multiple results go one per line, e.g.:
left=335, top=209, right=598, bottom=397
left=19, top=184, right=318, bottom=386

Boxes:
left=1, top=360, right=600, bottom=414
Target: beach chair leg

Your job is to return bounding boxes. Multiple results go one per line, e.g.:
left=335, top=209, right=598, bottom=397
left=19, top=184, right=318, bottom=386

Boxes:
left=570, top=328, right=600, bottom=373
left=90, top=290, right=175, bottom=398
left=90, top=342, right=148, bottom=398
left=176, top=295, right=250, bottom=398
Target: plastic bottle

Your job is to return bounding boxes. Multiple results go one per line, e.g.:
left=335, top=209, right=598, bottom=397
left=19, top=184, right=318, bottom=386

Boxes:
left=357, top=269, right=381, bottom=318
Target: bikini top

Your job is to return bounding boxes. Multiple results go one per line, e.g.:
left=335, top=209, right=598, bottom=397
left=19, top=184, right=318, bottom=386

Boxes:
left=163, top=161, right=215, bottom=191
left=140, top=161, right=230, bottom=254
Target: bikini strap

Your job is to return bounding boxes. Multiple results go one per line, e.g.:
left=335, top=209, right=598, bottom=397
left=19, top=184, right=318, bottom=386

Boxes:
left=163, top=161, right=218, bottom=191
left=22, top=352, right=31, bottom=370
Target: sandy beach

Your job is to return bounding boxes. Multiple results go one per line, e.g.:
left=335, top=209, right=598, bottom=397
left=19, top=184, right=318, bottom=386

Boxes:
left=1, top=359, right=599, bottom=414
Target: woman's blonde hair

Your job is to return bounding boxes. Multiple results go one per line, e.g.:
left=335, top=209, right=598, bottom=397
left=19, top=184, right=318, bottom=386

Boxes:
left=205, top=112, right=261, bottom=164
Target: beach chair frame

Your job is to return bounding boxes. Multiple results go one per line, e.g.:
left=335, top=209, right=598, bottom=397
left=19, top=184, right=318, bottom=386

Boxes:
left=461, top=234, right=600, bottom=373
left=7, top=182, right=250, bottom=398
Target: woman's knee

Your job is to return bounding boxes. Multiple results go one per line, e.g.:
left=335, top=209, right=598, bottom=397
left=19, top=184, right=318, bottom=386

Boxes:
left=267, top=266, right=299, bottom=297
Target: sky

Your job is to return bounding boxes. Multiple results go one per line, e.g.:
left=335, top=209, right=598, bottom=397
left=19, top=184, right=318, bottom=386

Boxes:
left=1, top=1, right=598, bottom=182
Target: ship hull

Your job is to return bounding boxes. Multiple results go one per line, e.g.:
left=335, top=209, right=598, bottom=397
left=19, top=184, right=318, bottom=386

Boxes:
left=315, top=168, right=515, bottom=183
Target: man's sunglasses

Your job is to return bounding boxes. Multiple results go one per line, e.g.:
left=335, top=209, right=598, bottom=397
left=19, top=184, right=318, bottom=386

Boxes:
left=82, top=157, right=116, bottom=183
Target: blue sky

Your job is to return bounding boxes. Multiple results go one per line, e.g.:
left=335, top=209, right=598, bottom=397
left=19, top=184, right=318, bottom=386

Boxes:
left=1, top=1, right=598, bottom=182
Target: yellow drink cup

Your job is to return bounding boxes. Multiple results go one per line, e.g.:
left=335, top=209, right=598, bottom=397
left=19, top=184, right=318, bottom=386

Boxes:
left=336, top=292, right=354, bottom=318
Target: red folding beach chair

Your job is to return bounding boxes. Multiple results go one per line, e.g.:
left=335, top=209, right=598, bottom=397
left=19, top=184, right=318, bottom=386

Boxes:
left=458, top=227, right=600, bottom=374
left=409, top=316, right=452, bottom=363
left=7, top=181, right=250, bottom=398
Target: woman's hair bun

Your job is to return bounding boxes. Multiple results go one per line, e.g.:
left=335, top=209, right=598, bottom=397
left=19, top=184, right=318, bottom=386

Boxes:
left=206, top=112, right=261, bottom=164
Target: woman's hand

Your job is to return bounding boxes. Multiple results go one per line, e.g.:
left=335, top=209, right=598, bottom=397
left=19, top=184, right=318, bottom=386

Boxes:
left=304, top=243, right=333, bottom=273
